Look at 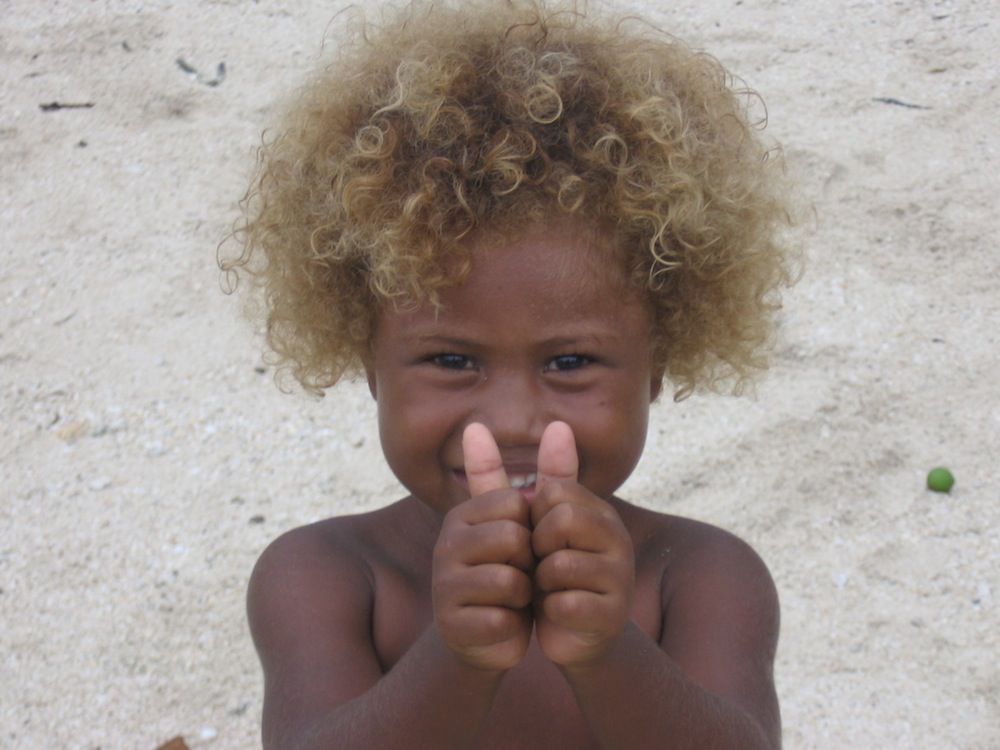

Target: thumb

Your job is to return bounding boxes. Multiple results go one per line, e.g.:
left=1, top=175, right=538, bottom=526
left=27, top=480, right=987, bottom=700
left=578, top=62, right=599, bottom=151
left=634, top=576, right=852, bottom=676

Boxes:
left=462, top=422, right=510, bottom=497
left=536, top=421, right=578, bottom=490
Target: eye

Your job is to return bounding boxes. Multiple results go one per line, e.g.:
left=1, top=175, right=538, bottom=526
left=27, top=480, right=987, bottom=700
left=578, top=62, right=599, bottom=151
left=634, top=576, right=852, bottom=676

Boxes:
left=544, top=354, right=592, bottom=372
left=430, top=353, right=475, bottom=370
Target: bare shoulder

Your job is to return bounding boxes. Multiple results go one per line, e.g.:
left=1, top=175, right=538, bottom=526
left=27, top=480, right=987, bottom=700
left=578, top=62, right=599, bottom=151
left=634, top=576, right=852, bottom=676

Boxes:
left=656, top=514, right=777, bottom=599
left=248, top=512, right=375, bottom=629
left=246, top=501, right=415, bottom=747
left=612, top=498, right=777, bottom=624
left=614, top=500, right=781, bottom=744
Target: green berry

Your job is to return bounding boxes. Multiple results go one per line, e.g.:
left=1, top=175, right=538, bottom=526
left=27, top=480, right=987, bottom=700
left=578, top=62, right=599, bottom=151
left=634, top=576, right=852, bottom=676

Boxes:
left=927, top=467, right=955, bottom=493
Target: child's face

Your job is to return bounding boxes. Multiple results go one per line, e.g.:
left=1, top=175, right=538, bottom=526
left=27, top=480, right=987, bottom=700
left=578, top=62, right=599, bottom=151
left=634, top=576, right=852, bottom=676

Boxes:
left=366, top=220, right=662, bottom=515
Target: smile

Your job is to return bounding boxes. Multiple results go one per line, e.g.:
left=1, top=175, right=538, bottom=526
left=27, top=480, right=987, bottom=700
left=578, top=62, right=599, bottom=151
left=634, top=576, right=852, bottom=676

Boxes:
left=509, top=473, right=537, bottom=489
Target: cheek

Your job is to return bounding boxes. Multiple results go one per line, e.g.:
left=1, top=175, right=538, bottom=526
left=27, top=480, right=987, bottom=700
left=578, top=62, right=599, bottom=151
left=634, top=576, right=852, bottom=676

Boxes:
left=376, top=381, right=463, bottom=468
left=571, top=389, right=649, bottom=495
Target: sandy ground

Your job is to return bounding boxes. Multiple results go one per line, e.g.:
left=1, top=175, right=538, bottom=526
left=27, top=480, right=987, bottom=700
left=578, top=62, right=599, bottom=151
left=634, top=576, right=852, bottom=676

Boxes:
left=2, top=1, right=998, bottom=748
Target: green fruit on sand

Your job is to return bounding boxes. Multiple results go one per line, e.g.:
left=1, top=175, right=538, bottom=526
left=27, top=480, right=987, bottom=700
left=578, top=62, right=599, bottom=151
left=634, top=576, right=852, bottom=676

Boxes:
left=927, top=467, right=955, bottom=493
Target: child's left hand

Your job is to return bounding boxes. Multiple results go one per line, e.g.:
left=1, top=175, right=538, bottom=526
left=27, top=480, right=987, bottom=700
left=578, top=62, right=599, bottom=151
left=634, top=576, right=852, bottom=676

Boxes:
left=530, top=421, right=635, bottom=669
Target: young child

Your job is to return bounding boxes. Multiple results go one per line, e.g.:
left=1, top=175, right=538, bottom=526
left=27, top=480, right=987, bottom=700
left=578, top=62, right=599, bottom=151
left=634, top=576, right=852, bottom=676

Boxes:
left=224, top=1, right=793, bottom=747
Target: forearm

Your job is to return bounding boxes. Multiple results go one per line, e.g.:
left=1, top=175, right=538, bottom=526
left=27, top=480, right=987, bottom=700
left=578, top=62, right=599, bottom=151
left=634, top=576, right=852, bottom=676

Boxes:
left=561, top=622, right=778, bottom=750
left=276, top=626, right=503, bottom=750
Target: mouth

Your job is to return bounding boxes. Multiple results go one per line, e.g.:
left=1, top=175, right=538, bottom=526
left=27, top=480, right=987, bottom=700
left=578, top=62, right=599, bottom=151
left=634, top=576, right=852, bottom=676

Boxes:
left=508, top=472, right=537, bottom=489
left=452, top=469, right=538, bottom=499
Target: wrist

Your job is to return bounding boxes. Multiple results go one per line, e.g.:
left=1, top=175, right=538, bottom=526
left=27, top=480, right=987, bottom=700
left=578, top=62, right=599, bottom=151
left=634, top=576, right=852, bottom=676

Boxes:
left=556, top=621, right=637, bottom=681
left=429, top=624, right=514, bottom=684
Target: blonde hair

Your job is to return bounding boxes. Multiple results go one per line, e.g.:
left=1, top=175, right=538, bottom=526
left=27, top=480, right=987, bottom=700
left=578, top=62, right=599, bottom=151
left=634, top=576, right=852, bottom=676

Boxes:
left=221, top=0, right=795, bottom=399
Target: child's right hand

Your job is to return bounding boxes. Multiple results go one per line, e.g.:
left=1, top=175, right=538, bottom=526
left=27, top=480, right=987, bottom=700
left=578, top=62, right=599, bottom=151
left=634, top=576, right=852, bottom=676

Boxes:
left=431, top=423, right=534, bottom=672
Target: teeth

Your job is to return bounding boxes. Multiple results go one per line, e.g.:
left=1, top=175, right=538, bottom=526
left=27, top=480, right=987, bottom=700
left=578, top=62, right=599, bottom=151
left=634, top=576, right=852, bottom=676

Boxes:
left=509, top=473, right=537, bottom=489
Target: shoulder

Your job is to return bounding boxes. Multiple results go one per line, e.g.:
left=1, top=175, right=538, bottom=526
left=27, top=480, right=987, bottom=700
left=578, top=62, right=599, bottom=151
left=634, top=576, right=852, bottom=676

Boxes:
left=246, top=515, right=375, bottom=659
left=249, top=511, right=380, bottom=593
left=612, top=499, right=776, bottom=616
left=648, top=512, right=781, bottom=744
left=247, top=498, right=429, bottom=651
left=613, top=500, right=780, bottom=730
left=660, top=516, right=779, bottom=634
left=248, top=498, right=417, bottom=591
left=247, top=507, right=415, bottom=745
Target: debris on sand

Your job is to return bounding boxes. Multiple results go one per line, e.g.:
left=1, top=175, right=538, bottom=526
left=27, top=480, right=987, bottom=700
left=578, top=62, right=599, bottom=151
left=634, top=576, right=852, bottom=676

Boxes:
left=39, top=102, right=95, bottom=112
left=175, top=58, right=227, bottom=87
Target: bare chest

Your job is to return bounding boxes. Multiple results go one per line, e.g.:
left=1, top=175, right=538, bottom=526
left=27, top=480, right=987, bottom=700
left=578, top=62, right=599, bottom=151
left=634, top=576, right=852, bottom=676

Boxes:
left=369, top=556, right=665, bottom=749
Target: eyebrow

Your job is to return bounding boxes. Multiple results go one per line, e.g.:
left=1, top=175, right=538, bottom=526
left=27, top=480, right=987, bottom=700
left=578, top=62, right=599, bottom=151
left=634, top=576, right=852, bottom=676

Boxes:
left=412, top=334, right=479, bottom=348
left=412, top=332, right=610, bottom=348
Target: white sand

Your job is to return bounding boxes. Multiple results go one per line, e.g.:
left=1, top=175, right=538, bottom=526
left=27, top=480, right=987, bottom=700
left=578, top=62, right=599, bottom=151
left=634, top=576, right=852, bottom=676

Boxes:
left=2, top=1, right=998, bottom=748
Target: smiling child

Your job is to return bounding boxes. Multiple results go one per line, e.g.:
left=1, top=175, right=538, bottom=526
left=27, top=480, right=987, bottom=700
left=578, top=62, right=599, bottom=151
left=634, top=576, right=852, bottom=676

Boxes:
left=223, top=1, right=794, bottom=748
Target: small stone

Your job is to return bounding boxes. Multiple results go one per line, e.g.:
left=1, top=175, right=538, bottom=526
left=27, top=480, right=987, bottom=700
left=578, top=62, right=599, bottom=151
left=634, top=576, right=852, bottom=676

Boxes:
left=55, top=419, right=89, bottom=442
left=249, top=515, right=265, bottom=525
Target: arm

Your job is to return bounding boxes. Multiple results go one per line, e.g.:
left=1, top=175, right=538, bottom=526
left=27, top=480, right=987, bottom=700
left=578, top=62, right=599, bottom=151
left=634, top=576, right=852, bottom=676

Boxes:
left=248, top=425, right=535, bottom=750
left=559, top=533, right=781, bottom=750
left=529, top=422, right=780, bottom=749
left=247, top=524, right=508, bottom=750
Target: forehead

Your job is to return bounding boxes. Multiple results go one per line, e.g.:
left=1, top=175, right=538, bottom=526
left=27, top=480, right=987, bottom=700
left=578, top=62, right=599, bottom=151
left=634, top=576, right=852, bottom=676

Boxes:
left=378, top=221, right=649, bottom=338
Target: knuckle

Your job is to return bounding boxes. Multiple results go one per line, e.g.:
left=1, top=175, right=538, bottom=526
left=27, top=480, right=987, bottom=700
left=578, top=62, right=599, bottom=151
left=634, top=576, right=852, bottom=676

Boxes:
left=480, top=607, right=513, bottom=640
left=542, top=480, right=575, bottom=506
left=486, top=564, right=515, bottom=592
left=553, top=549, right=578, bottom=577
left=549, top=590, right=585, bottom=621
left=497, top=520, right=523, bottom=549
left=551, top=502, right=578, bottom=531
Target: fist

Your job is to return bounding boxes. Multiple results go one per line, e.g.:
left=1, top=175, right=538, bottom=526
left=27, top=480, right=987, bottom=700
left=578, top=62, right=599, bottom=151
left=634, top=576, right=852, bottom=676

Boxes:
left=530, top=422, right=635, bottom=669
left=431, top=423, right=534, bottom=672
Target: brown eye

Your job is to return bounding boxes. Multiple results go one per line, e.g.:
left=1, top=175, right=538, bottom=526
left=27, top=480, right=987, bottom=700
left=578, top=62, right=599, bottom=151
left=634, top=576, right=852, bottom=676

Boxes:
left=544, top=354, right=591, bottom=372
left=431, top=353, right=474, bottom=370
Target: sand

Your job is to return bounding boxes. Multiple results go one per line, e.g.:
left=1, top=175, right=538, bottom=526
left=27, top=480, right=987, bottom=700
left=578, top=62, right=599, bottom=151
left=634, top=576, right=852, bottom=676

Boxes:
left=2, top=1, right=998, bottom=748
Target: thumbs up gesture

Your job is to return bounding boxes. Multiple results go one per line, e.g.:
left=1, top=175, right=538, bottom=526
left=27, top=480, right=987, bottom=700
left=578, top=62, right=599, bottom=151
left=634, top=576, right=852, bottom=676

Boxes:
left=431, top=423, right=534, bottom=672
left=530, top=422, right=635, bottom=669
left=432, top=421, right=633, bottom=673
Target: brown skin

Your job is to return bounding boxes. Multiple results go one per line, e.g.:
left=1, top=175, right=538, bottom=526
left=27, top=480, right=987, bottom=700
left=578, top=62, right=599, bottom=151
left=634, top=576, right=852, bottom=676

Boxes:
left=247, top=222, right=782, bottom=749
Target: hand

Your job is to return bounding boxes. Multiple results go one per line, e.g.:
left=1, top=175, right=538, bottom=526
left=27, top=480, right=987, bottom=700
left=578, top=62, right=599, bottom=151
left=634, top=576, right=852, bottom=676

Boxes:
left=431, top=423, right=534, bottom=672
left=531, top=422, right=635, bottom=669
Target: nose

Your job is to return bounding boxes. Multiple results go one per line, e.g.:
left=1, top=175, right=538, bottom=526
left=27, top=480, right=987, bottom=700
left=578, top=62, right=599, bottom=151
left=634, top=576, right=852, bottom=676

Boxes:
left=471, top=368, right=546, bottom=448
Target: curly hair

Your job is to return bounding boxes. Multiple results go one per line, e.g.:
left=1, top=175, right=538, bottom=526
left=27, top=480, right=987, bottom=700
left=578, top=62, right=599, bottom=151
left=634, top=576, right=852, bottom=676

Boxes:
left=221, top=0, right=795, bottom=399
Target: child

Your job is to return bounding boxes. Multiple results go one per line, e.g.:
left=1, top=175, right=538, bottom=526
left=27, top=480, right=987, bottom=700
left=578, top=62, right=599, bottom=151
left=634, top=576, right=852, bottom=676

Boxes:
left=224, top=1, right=793, bottom=747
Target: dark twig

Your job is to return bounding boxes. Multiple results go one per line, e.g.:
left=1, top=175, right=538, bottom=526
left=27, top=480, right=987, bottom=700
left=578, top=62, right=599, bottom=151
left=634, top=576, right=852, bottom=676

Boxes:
left=872, top=97, right=932, bottom=110
left=39, top=102, right=95, bottom=112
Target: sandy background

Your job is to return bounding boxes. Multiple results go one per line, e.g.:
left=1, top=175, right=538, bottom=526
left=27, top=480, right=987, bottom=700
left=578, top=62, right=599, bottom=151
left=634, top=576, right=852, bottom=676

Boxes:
left=2, top=1, right=998, bottom=748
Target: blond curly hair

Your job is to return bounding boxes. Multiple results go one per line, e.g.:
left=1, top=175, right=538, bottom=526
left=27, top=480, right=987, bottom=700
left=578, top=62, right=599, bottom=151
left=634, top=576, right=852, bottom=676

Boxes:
left=221, top=0, right=795, bottom=399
